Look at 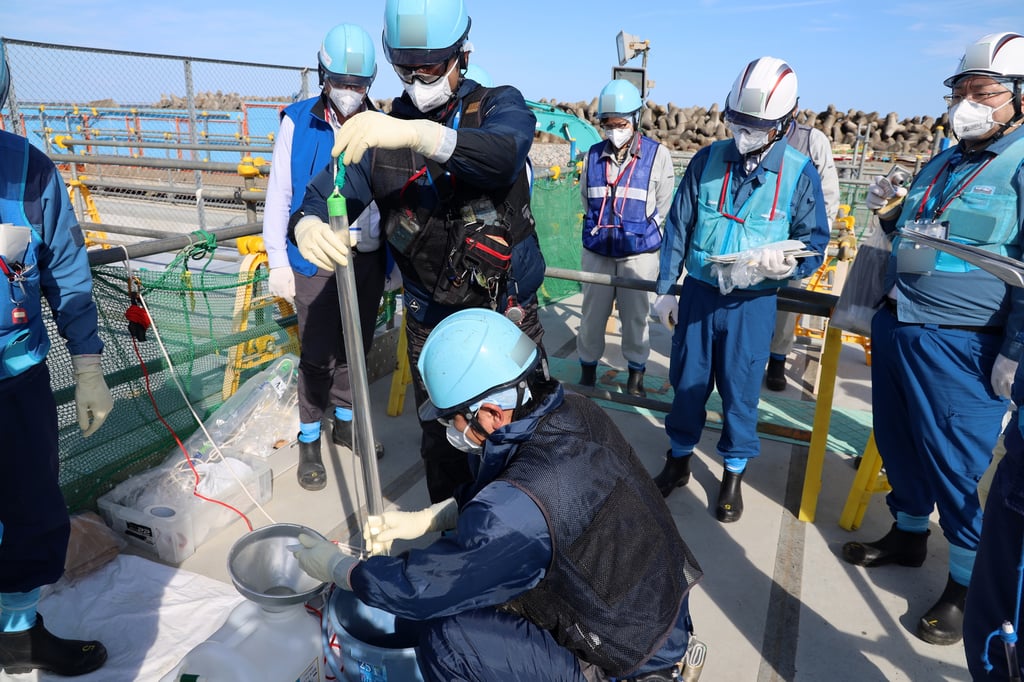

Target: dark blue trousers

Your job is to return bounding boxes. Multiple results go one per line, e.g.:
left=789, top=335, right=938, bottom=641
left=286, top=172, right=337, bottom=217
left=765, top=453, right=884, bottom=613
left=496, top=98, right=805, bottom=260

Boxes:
left=964, top=409, right=1024, bottom=679
left=871, top=307, right=1006, bottom=549
left=0, top=362, right=69, bottom=593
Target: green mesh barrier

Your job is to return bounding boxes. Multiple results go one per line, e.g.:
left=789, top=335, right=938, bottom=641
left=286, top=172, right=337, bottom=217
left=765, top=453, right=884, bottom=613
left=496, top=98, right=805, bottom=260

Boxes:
left=531, top=174, right=584, bottom=305
left=53, top=242, right=295, bottom=513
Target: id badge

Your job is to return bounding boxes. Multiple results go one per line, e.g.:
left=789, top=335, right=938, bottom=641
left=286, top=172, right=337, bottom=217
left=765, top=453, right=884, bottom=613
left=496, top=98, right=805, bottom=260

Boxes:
left=896, top=220, right=948, bottom=274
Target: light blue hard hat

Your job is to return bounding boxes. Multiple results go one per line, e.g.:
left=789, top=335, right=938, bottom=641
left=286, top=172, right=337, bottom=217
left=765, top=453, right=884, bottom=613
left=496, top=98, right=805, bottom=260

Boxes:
left=417, top=309, right=539, bottom=421
left=0, top=39, right=9, bottom=110
left=383, top=0, right=471, bottom=67
left=597, top=79, right=643, bottom=119
left=318, top=24, right=377, bottom=87
left=462, top=64, right=492, bottom=87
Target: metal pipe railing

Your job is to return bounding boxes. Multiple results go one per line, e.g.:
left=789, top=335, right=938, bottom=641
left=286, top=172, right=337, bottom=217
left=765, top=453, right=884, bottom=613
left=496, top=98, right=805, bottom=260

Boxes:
left=542, top=266, right=837, bottom=317
left=87, top=222, right=263, bottom=266
left=55, top=137, right=273, bottom=155
left=49, top=153, right=266, bottom=175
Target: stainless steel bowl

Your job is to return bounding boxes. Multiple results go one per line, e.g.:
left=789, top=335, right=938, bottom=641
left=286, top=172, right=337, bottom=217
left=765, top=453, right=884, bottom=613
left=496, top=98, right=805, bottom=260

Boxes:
left=226, top=523, right=328, bottom=611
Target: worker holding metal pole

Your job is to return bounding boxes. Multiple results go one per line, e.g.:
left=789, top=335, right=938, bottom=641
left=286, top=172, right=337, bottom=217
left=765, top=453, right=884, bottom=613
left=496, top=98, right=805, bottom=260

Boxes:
left=294, top=0, right=547, bottom=504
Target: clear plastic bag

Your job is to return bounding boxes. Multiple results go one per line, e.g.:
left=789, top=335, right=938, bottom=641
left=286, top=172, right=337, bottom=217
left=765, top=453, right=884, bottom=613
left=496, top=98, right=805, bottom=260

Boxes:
left=710, top=248, right=767, bottom=294
left=830, top=224, right=893, bottom=336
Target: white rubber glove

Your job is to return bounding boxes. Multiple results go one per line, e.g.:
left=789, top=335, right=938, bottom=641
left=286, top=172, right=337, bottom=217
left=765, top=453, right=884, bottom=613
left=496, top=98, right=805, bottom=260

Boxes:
left=268, top=267, right=295, bottom=303
left=991, top=353, right=1019, bottom=400
left=332, top=111, right=446, bottom=164
left=71, top=354, right=113, bottom=437
left=291, top=533, right=359, bottom=589
left=294, top=215, right=354, bottom=270
left=364, top=498, right=458, bottom=549
left=385, top=266, right=403, bottom=292
left=653, top=294, right=678, bottom=329
left=865, top=175, right=908, bottom=216
left=756, top=248, right=797, bottom=279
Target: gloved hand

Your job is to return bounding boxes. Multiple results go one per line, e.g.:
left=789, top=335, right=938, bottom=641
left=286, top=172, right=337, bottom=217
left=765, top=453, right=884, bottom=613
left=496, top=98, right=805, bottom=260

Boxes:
left=991, top=353, right=1019, bottom=400
left=756, top=248, right=797, bottom=280
left=295, top=216, right=354, bottom=270
left=290, top=533, right=359, bottom=589
left=71, top=354, right=113, bottom=437
left=865, top=175, right=908, bottom=217
left=385, top=266, right=403, bottom=292
left=653, top=294, right=678, bottom=329
left=332, top=111, right=446, bottom=164
left=364, top=498, right=458, bottom=553
left=268, top=267, right=295, bottom=303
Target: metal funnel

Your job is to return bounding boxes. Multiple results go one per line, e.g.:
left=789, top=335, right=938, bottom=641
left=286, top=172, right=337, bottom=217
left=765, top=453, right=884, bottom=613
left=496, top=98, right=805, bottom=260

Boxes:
left=227, top=523, right=328, bottom=611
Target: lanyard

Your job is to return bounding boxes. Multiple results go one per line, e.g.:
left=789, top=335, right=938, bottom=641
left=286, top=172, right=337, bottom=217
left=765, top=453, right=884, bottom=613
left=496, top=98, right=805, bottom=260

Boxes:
left=596, top=153, right=640, bottom=228
left=914, top=156, right=995, bottom=221
left=717, top=157, right=785, bottom=224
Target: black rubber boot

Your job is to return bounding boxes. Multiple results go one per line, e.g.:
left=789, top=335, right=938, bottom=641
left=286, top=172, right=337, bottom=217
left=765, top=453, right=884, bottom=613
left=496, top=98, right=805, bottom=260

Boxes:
left=917, top=574, right=968, bottom=645
left=626, top=368, right=647, bottom=397
left=841, top=522, right=929, bottom=567
left=297, top=435, right=326, bottom=491
left=579, top=363, right=597, bottom=387
left=653, top=451, right=691, bottom=497
left=0, top=615, right=107, bottom=676
left=716, top=470, right=745, bottom=523
left=765, top=357, right=787, bottom=391
left=332, top=417, right=385, bottom=460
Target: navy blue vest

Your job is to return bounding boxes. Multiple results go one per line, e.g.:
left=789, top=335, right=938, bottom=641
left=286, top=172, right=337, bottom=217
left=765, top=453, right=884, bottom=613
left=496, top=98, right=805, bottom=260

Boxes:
left=582, top=136, right=663, bottom=257
left=498, top=393, right=702, bottom=677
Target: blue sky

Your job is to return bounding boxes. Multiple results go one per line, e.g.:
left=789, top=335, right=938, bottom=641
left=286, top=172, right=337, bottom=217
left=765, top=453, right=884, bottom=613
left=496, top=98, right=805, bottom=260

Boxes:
left=2, top=1, right=1022, bottom=118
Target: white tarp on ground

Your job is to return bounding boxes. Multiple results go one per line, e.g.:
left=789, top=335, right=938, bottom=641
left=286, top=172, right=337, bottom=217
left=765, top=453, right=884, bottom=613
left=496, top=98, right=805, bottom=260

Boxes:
left=4, top=554, right=242, bottom=682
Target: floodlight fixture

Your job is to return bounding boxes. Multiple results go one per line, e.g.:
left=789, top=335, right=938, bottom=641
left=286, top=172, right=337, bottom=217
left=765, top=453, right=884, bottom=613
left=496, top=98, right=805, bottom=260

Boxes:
left=616, top=31, right=649, bottom=67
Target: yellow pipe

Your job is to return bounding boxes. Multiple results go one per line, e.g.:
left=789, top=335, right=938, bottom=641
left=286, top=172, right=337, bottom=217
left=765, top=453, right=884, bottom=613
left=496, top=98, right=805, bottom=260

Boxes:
left=798, top=325, right=843, bottom=522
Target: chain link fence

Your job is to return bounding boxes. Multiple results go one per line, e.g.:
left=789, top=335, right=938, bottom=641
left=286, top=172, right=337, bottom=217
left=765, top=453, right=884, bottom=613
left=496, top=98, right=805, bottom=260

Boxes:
left=0, top=38, right=317, bottom=235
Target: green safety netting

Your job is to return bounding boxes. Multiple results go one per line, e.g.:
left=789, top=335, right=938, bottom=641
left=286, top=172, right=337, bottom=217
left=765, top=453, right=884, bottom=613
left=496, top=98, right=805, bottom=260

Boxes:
left=54, top=240, right=293, bottom=512
left=532, top=175, right=584, bottom=305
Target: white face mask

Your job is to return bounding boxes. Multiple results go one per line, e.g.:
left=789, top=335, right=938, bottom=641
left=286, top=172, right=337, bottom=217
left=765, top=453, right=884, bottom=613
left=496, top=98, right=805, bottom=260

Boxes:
left=606, top=126, right=633, bottom=149
left=328, top=87, right=364, bottom=119
left=949, top=98, right=1009, bottom=140
left=729, top=123, right=773, bottom=155
left=403, top=61, right=457, bottom=112
left=446, top=422, right=483, bottom=454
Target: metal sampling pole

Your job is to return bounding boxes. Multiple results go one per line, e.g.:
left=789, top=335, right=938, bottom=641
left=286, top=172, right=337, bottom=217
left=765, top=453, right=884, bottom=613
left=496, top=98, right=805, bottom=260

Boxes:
left=326, top=158, right=385, bottom=530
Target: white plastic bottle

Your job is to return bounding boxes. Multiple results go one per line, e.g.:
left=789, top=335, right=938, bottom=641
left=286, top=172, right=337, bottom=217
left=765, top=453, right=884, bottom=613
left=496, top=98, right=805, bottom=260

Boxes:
left=160, top=599, right=322, bottom=682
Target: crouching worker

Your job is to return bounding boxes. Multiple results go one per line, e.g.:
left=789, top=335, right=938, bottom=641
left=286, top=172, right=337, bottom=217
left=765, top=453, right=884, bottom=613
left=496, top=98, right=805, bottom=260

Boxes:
left=291, top=308, right=703, bottom=681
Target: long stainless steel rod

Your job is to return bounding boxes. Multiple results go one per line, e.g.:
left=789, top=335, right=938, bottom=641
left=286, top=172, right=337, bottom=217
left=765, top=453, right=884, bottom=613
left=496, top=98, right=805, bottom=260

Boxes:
left=326, top=172, right=384, bottom=527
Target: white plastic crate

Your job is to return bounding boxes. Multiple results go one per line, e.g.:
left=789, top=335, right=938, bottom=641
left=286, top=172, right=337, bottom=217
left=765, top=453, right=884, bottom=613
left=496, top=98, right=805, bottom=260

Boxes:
left=98, top=457, right=272, bottom=564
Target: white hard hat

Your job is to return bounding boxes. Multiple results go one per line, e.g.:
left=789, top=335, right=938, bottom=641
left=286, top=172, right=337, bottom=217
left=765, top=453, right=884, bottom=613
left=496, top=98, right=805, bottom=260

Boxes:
left=944, top=32, right=1024, bottom=87
left=724, top=56, right=798, bottom=128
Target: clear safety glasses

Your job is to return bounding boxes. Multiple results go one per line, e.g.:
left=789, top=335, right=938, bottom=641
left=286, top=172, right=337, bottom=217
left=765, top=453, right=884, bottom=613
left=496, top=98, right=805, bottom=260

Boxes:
left=943, top=89, right=1011, bottom=106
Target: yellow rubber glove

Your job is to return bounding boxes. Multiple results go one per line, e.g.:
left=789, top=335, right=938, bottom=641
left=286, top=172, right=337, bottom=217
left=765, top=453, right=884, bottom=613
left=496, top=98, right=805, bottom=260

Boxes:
left=363, top=498, right=458, bottom=555
left=294, top=216, right=354, bottom=270
left=71, top=354, right=113, bottom=437
left=290, top=533, right=358, bottom=589
left=332, top=111, right=445, bottom=164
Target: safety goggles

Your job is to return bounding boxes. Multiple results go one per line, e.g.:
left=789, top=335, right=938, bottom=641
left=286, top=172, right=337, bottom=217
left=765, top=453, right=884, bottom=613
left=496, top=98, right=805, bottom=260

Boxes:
left=393, top=58, right=454, bottom=85
left=723, top=106, right=777, bottom=131
left=324, top=73, right=372, bottom=92
left=599, top=118, right=632, bottom=131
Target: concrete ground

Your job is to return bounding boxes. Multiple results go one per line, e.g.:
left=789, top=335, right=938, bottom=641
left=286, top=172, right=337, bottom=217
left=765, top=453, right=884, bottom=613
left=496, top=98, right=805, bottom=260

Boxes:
left=172, top=291, right=971, bottom=682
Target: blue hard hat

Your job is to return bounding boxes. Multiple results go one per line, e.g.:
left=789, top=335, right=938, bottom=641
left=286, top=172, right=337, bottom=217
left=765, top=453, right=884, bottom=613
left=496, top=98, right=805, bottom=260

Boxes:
left=597, top=79, right=643, bottom=119
left=417, top=309, right=539, bottom=421
left=0, top=40, right=9, bottom=111
left=462, top=64, right=492, bottom=87
left=383, top=0, right=471, bottom=67
left=318, top=24, right=377, bottom=87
